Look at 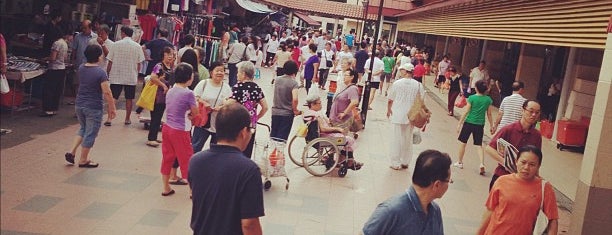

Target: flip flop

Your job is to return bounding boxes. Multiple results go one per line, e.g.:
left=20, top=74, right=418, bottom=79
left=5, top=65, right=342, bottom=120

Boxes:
left=161, top=189, right=175, bottom=196
left=104, top=122, right=111, bottom=126
left=124, top=120, right=131, bottom=125
left=65, top=153, right=75, bottom=164
left=169, top=178, right=188, bottom=185
left=78, top=161, right=99, bottom=168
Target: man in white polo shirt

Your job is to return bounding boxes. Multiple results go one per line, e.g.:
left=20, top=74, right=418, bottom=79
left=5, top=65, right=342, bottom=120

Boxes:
left=106, top=26, right=145, bottom=126
left=469, top=60, right=489, bottom=96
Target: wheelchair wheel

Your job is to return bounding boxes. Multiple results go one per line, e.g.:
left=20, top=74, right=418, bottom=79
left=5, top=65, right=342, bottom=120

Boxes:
left=338, top=164, right=348, bottom=177
left=302, top=138, right=340, bottom=176
left=288, top=135, right=307, bottom=167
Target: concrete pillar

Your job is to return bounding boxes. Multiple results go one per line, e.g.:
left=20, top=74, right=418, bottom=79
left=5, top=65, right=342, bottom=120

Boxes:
left=569, top=16, right=612, bottom=235
left=443, top=36, right=450, bottom=55
left=446, top=37, right=463, bottom=69
left=461, top=39, right=481, bottom=73
left=333, top=18, right=339, bottom=36
left=482, top=41, right=505, bottom=80
left=435, top=36, right=446, bottom=60
left=480, top=40, right=488, bottom=61
left=552, top=47, right=577, bottom=141
left=515, top=43, right=546, bottom=99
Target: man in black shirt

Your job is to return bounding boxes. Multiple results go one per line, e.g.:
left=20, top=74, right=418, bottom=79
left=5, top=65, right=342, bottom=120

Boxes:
left=189, top=103, right=264, bottom=235
left=142, top=29, right=173, bottom=75
left=354, top=42, right=369, bottom=83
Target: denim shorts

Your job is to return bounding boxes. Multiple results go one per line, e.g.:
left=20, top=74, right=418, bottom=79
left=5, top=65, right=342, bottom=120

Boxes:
left=75, top=106, right=103, bottom=148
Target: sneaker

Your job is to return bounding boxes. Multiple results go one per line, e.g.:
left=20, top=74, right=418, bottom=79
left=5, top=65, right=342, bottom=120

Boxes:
left=479, top=164, right=486, bottom=175
left=453, top=162, right=464, bottom=169
left=146, top=141, right=160, bottom=147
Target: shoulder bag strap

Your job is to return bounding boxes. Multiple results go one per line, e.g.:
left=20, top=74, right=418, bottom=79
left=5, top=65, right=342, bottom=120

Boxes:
left=200, top=79, right=208, bottom=98
left=333, top=84, right=355, bottom=101
left=212, top=82, right=223, bottom=107
left=540, top=180, right=545, bottom=210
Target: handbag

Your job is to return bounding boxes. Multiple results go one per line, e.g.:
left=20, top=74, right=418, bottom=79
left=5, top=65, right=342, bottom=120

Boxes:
left=408, top=84, right=431, bottom=128
left=455, top=94, right=467, bottom=108
left=533, top=180, right=549, bottom=235
left=136, top=81, right=158, bottom=111
left=1, top=74, right=9, bottom=94
left=350, top=108, right=364, bottom=132
left=192, top=102, right=212, bottom=127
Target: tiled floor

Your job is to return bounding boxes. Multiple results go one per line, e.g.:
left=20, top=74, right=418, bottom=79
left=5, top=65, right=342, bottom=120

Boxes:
left=1, top=68, right=572, bottom=234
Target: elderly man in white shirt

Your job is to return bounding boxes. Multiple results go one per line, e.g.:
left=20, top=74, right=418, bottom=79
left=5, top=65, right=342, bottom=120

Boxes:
left=364, top=51, right=385, bottom=110
left=89, top=24, right=113, bottom=71
left=106, top=26, right=145, bottom=126
left=386, top=63, right=425, bottom=170
left=469, top=60, right=490, bottom=96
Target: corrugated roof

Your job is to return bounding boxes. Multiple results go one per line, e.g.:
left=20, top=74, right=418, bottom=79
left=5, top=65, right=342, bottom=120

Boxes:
left=259, top=0, right=376, bottom=20
left=294, top=11, right=321, bottom=26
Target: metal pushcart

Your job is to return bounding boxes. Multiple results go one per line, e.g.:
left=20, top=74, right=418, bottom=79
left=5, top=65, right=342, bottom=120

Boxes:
left=253, top=122, right=290, bottom=190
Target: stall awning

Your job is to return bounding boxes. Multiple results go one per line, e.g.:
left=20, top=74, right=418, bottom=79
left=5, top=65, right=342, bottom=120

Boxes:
left=294, top=12, right=321, bottom=26
left=235, top=0, right=276, bottom=14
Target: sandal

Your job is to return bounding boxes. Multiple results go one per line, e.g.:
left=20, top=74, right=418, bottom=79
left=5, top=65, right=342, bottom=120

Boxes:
left=65, top=153, right=75, bottom=164
left=124, top=120, right=131, bottom=125
left=78, top=161, right=99, bottom=168
left=169, top=178, right=188, bottom=185
left=161, top=189, right=175, bottom=196
left=347, top=160, right=363, bottom=171
left=104, top=121, right=111, bottom=126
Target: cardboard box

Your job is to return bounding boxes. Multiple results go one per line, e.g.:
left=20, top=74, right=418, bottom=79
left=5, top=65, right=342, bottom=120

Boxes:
left=565, top=104, right=593, bottom=121
left=567, top=90, right=595, bottom=109
left=573, top=78, right=598, bottom=95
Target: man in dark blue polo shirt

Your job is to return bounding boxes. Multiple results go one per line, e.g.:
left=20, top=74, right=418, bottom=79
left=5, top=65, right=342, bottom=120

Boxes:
left=354, top=42, right=369, bottom=83
left=189, top=103, right=264, bottom=235
left=363, top=150, right=452, bottom=235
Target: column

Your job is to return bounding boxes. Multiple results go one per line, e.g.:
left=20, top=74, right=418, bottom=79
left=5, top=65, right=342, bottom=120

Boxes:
left=514, top=44, right=546, bottom=99
left=333, top=18, right=339, bottom=37
left=569, top=15, right=612, bottom=234
left=480, top=40, right=488, bottom=61
left=552, top=47, right=577, bottom=141
left=443, top=36, right=450, bottom=55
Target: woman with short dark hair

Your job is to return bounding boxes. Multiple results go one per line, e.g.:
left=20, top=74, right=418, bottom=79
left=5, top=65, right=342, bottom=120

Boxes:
left=478, top=146, right=559, bottom=235
left=64, top=44, right=117, bottom=168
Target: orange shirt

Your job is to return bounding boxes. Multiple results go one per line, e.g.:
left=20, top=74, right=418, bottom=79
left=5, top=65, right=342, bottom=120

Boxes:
left=484, top=174, right=559, bottom=234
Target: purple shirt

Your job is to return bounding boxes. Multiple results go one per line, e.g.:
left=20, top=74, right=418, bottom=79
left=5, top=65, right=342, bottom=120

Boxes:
left=151, top=63, right=171, bottom=104
left=304, top=55, right=320, bottom=80
left=330, top=85, right=359, bottom=124
left=165, top=86, right=196, bottom=131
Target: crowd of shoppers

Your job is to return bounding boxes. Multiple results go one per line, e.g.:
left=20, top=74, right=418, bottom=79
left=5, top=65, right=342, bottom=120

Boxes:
left=46, top=23, right=564, bottom=235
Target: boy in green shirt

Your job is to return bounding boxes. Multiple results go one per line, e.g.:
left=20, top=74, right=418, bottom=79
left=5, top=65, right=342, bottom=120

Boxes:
left=381, top=49, right=396, bottom=95
left=455, top=80, right=493, bottom=175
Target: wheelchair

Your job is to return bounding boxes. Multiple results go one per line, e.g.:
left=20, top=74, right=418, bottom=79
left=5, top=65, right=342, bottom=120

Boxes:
left=287, top=116, right=353, bottom=177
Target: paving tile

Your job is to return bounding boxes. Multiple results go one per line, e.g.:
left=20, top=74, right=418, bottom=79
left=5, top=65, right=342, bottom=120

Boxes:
left=137, top=209, right=179, bottom=227
left=75, top=202, right=122, bottom=220
left=12, top=195, right=63, bottom=213
left=63, top=169, right=156, bottom=192
left=0, top=231, right=48, bottom=235
left=264, top=223, right=294, bottom=235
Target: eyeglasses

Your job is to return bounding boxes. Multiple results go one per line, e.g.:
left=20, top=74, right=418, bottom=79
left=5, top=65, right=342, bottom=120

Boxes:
left=524, top=109, right=541, bottom=116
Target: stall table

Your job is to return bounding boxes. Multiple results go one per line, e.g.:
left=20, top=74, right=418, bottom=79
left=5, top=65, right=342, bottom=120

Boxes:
left=3, top=68, right=46, bottom=115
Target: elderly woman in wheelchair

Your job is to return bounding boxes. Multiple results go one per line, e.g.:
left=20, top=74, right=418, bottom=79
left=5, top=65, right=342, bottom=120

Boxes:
left=303, top=95, right=363, bottom=174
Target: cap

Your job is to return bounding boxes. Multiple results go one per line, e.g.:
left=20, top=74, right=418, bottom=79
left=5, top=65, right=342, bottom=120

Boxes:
left=399, top=63, right=415, bottom=72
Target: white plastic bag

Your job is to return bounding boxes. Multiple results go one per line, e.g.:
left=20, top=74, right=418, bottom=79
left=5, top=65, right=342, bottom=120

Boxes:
left=308, top=85, right=320, bottom=97
left=412, top=129, right=422, bottom=145
left=0, top=74, right=9, bottom=94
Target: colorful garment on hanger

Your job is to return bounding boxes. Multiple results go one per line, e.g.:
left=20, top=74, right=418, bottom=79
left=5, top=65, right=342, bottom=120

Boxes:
left=139, top=14, right=157, bottom=41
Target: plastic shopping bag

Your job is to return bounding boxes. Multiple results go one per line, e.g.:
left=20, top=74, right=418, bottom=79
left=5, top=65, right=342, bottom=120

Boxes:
left=455, top=95, right=467, bottom=108
left=136, top=81, right=158, bottom=111
left=0, top=74, right=9, bottom=94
